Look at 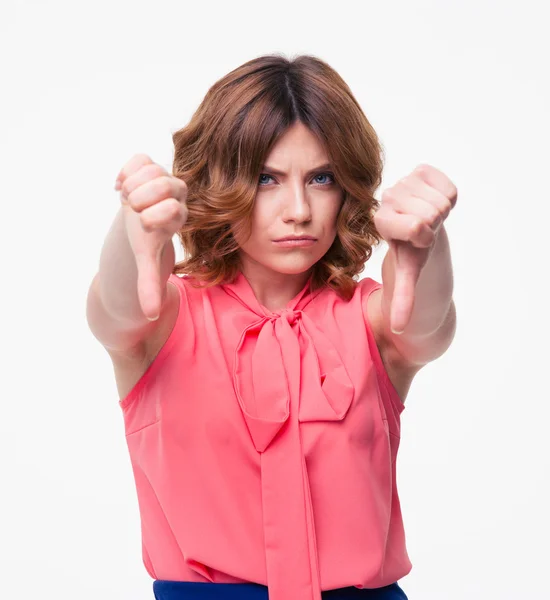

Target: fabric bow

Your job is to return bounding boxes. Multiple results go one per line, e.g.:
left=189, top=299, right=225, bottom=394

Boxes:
left=221, top=273, right=356, bottom=600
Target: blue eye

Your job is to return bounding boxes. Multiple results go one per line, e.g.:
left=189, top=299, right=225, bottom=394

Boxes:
left=257, top=172, right=335, bottom=186
left=258, top=174, right=274, bottom=185
left=314, top=173, right=334, bottom=185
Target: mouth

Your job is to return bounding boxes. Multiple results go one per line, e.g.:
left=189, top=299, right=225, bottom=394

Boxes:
left=272, top=236, right=317, bottom=248
left=273, top=236, right=317, bottom=242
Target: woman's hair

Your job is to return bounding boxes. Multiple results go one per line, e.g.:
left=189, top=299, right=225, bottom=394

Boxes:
left=172, top=53, right=384, bottom=300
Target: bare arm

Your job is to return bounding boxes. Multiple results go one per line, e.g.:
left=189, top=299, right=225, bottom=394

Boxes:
left=368, top=164, right=457, bottom=374
left=86, top=154, right=187, bottom=354
left=86, top=207, right=176, bottom=352
left=379, top=226, right=456, bottom=366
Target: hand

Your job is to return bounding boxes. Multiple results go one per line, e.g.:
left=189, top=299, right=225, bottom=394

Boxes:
left=115, top=154, right=188, bottom=321
left=374, top=164, right=457, bottom=334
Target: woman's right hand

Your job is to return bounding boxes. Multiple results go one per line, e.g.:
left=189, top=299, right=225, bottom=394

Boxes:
left=115, top=154, right=188, bottom=321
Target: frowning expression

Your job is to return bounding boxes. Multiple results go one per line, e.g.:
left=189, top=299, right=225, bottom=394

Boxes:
left=237, top=121, right=344, bottom=277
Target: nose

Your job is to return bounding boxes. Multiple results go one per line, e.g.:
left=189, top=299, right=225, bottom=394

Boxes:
left=282, top=186, right=312, bottom=224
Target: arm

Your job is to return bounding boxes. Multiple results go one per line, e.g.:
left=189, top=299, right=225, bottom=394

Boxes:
left=367, top=164, right=458, bottom=374
left=86, top=154, right=187, bottom=354
left=377, top=225, right=456, bottom=367
left=86, top=205, right=175, bottom=354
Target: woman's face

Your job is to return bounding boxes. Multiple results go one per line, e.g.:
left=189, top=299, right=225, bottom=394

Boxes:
left=237, top=122, right=344, bottom=278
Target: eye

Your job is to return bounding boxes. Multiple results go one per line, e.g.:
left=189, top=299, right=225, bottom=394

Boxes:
left=258, top=174, right=275, bottom=185
left=313, top=173, right=335, bottom=185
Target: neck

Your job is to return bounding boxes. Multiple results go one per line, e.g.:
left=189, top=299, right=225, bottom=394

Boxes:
left=239, top=257, right=311, bottom=312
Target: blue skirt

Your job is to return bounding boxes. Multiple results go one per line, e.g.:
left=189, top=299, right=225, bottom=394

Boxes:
left=153, top=580, right=408, bottom=599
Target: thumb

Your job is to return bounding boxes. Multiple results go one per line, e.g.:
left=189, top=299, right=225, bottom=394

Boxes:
left=390, top=241, right=422, bottom=334
left=134, top=246, right=163, bottom=321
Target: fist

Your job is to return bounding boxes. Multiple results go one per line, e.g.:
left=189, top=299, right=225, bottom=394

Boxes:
left=374, top=164, right=457, bottom=334
left=115, top=154, right=188, bottom=321
left=375, top=164, right=457, bottom=250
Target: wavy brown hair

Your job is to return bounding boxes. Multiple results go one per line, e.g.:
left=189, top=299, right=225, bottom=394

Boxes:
left=172, top=53, right=384, bottom=300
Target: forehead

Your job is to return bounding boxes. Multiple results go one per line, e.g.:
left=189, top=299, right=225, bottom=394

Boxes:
left=266, top=122, right=329, bottom=165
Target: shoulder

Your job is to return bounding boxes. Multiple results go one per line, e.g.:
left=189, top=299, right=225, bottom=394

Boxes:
left=106, top=274, right=184, bottom=404
left=357, top=277, right=383, bottom=344
left=143, top=273, right=200, bottom=362
left=359, top=277, right=421, bottom=404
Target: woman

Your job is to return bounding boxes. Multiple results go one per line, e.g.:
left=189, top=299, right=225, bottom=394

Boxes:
left=87, top=54, right=457, bottom=600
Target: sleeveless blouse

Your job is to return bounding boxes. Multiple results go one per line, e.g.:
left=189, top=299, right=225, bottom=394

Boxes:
left=119, top=272, right=412, bottom=600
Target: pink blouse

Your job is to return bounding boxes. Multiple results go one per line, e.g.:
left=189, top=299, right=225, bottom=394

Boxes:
left=119, top=272, right=411, bottom=600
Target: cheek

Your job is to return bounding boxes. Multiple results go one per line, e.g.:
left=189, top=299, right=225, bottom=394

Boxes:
left=236, top=206, right=270, bottom=253
left=321, top=199, right=342, bottom=235
left=250, top=200, right=277, bottom=235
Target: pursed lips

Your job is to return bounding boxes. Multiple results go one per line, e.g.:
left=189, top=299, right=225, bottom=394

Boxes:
left=272, top=236, right=318, bottom=247
left=273, top=235, right=317, bottom=242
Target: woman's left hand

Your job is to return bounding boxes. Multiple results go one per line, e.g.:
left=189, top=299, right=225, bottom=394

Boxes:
left=374, top=164, right=458, bottom=334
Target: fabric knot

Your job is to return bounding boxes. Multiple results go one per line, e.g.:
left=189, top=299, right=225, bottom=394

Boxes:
left=274, top=308, right=301, bottom=326
left=232, top=309, right=355, bottom=453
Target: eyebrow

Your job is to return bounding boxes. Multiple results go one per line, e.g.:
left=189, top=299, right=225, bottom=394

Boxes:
left=261, top=163, right=333, bottom=177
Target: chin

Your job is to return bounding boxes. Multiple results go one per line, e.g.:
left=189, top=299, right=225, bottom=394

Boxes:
left=265, top=258, right=318, bottom=276
left=239, top=247, right=325, bottom=277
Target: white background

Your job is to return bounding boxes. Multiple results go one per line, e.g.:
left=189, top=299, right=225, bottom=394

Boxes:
left=1, top=0, right=549, bottom=598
